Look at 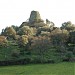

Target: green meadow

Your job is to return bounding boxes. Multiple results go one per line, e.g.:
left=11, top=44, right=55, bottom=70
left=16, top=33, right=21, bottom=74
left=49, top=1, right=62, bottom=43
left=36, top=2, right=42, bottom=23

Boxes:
left=0, top=62, right=74, bottom=75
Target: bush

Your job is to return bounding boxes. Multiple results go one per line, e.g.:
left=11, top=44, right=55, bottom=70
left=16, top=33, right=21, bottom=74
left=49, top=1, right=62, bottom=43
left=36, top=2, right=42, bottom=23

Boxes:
left=0, top=36, right=8, bottom=47
left=11, top=49, right=20, bottom=57
left=63, top=51, right=74, bottom=61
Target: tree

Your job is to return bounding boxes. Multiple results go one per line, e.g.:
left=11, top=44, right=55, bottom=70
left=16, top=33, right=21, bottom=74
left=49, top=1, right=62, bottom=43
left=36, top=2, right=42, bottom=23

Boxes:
left=50, top=28, right=69, bottom=46
left=69, top=31, right=75, bottom=44
left=18, top=35, right=28, bottom=47
left=61, top=21, right=75, bottom=31
left=66, top=51, right=74, bottom=61
left=11, top=25, right=19, bottom=32
left=18, top=26, right=34, bottom=36
left=0, top=36, right=8, bottom=47
left=46, top=19, right=50, bottom=25
left=2, top=27, right=16, bottom=39
left=30, top=36, right=51, bottom=56
left=46, top=19, right=55, bottom=31
left=11, top=49, right=20, bottom=57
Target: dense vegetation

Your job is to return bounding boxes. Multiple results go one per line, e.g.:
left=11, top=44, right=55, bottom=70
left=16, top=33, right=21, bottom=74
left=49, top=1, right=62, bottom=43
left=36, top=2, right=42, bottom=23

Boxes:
left=0, top=62, right=74, bottom=75
left=0, top=10, right=75, bottom=65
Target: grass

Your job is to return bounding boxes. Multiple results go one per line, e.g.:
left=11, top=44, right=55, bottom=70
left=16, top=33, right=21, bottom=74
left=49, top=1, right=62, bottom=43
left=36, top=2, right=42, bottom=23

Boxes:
left=0, top=62, right=74, bottom=75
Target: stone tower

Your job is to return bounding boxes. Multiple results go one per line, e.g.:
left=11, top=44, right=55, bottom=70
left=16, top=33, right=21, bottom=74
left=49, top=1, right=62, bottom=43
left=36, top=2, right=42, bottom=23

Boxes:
left=29, top=10, right=41, bottom=23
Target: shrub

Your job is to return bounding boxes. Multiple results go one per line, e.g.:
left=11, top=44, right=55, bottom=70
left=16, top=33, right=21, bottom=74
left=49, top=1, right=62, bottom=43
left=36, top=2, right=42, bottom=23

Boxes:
left=0, top=36, right=8, bottom=47
left=11, top=49, right=20, bottom=57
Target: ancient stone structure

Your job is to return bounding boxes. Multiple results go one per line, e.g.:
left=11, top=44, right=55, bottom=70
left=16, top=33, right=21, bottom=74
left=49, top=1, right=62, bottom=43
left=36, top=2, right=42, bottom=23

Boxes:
left=21, top=10, right=46, bottom=27
left=29, top=10, right=41, bottom=23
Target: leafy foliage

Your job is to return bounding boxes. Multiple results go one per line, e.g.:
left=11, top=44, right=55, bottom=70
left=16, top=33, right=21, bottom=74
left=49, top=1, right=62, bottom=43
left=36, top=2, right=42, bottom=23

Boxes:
left=0, top=11, right=75, bottom=65
left=0, top=36, right=8, bottom=47
left=18, top=35, right=28, bottom=47
left=18, top=26, right=34, bottom=36
left=61, top=21, right=75, bottom=31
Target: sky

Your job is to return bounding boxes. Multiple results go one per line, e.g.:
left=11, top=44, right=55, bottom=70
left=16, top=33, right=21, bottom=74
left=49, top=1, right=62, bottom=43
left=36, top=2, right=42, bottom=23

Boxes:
left=0, top=0, right=75, bottom=32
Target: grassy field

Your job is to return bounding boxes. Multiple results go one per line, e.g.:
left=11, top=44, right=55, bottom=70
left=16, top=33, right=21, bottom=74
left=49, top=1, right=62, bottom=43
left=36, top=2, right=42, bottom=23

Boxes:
left=0, top=62, right=74, bottom=75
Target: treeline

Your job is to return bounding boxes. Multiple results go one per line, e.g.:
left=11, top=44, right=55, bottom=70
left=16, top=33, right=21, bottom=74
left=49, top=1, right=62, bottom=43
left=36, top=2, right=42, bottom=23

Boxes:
left=0, top=11, right=75, bottom=65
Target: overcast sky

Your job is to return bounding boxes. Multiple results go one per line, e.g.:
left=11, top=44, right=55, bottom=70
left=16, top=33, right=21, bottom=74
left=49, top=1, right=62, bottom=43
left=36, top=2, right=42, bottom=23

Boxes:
left=0, top=0, right=75, bottom=32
